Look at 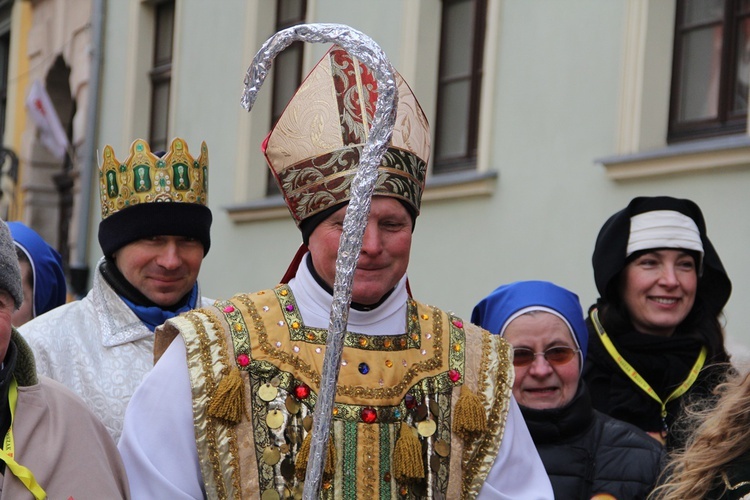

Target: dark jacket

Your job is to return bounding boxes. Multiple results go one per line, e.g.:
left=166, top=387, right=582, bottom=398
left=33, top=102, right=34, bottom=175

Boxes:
left=583, top=315, right=729, bottom=450
left=706, top=450, right=750, bottom=500
left=521, top=383, right=665, bottom=500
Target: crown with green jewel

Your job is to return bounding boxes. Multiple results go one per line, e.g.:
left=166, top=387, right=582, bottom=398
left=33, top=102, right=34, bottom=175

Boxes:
left=99, top=137, right=208, bottom=219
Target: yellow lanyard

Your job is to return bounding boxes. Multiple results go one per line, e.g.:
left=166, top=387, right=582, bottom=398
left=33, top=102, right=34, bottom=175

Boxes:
left=591, top=309, right=707, bottom=435
left=0, top=378, right=47, bottom=499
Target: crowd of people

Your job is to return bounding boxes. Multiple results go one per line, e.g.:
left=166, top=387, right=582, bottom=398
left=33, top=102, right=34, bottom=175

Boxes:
left=1, top=40, right=747, bottom=500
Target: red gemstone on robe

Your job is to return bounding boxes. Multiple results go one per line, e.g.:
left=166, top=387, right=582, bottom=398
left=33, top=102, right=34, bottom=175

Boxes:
left=452, top=320, right=463, bottom=328
left=448, top=369, right=461, bottom=382
left=404, top=394, right=417, bottom=409
left=236, top=353, right=250, bottom=367
left=223, top=305, right=235, bottom=313
left=361, top=407, right=377, bottom=423
left=294, top=383, right=310, bottom=399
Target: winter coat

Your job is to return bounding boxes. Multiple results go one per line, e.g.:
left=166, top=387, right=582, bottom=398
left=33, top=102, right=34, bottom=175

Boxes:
left=521, top=383, right=666, bottom=500
left=705, top=449, right=750, bottom=499
left=583, top=315, right=728, bottom=450
left=0, top=330, right=129, bottom=499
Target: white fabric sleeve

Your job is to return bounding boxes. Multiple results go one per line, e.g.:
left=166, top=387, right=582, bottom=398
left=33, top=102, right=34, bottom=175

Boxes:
left=477, top=397, right=554, bottom=499
left=118, top=336, right=205, bottom=499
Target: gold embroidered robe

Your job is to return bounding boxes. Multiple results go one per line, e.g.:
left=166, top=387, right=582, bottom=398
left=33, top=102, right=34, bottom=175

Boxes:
left=157, top=285, right=513, bottom=499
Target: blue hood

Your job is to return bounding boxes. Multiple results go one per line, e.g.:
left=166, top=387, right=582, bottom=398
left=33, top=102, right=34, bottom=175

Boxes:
left=471, top=280, right=588, bottom=362
left=8, top=222, right=67, bottom=317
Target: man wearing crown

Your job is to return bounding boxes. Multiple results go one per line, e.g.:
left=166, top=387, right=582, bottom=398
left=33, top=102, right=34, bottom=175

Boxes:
left=120, top=49, right=552, bottom=498
left=19, top=137, right=213, bottom=442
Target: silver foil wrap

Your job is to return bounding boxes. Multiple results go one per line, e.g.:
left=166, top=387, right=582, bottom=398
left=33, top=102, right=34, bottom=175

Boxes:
left=242, top=24, right=398, bottom=499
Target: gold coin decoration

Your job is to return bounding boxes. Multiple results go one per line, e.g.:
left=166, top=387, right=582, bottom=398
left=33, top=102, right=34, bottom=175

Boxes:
left=263, top=446, right=281, bottom=465
left=415, top=403, right=428, bottom=420
left=302, top=415, right=313, bottom=432
left=280, top=457, right=295, bottom=480
left=417, top=419, right=437, bottom=437
left=429, top=401, right=439, bottom=416
left=266, top=409, right=284, bottom=429
left=285, top=395, right=301, bottom=414
left=261, top=489, right=280, bottom=500
left=430, top=454, right=442, bottom=472
left=259, top=383, right=278, bottom=402
left=434, top=439, right=450, bottom=457
left=292, top=483, right=304, bottom=500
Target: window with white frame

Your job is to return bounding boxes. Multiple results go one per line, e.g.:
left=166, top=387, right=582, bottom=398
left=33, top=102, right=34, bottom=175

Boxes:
left=669, top=0, right=750, bottom=143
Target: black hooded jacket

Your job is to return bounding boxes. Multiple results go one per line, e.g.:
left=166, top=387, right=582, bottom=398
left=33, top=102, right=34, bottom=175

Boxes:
left=584, top=196, right=733, bottom=450
left=521, top=383, right=665, bottom=500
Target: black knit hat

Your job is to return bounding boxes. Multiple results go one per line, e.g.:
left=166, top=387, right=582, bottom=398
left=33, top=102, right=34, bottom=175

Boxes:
left=592, top=196, right=731, bottom=315
left=98, top=202, right=212, bottom=257
left=97, top=138, right=211, bottom=257
left=0, top=219, right=24, bottom=309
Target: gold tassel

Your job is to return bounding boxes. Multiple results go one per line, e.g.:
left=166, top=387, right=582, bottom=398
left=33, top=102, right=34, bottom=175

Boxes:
left=295, top=432, right=312, bottom=481
left=207, top=366, right=245, bottom=424
left=324, top=434, right=336, bottom=477
left=452, top=385, right=487, bottom=440
left=295, top=431, right=336, bottom=481
left=393, top=422, right=424, bottom=482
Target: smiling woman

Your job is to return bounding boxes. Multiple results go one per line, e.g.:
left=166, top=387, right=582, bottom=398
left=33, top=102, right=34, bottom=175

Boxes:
left=584, top=196, right=733, bottom=451
left=472, top=280, right=665, bottom=500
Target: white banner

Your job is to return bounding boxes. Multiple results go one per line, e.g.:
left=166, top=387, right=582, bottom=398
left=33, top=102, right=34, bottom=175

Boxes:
left=25, top=79, right=69, bottom=160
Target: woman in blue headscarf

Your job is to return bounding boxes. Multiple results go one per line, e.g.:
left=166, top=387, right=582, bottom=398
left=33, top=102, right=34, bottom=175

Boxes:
left=8, top=222, right=67, bottom=326
left=472, top=280, right=665, bottom=500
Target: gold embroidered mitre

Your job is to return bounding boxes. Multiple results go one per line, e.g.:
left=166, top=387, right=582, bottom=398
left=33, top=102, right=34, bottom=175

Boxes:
left=99, top=137, right=208, bottom=219
left=263, top=47, right=431, bottom=226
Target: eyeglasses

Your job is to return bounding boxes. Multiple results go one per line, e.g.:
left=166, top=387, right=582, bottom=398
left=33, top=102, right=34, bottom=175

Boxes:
left=512, top=346, right=579, bottom=367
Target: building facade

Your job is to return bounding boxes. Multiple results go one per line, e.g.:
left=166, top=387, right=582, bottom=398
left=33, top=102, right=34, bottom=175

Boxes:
left=7, top=0, right=750, bottom=356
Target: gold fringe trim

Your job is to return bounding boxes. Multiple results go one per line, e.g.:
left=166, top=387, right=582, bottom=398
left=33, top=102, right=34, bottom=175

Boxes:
left=452, top=385, right=487, bottom=440
left=207, top=366, right=246, bottom=424
left=393, top=422, right=424, bottom=482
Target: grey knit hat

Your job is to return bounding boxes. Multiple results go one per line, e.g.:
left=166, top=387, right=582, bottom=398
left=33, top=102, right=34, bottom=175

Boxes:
left=0, top=219, right=23, bottom=309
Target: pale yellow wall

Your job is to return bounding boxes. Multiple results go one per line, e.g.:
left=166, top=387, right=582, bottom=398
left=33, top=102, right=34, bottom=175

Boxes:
left=90, top=0, right=750, bottom=359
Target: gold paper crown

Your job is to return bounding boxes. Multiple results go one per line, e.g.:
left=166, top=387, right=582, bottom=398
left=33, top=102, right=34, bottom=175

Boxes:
left=263, top=47, right=430, bottom=226
left=99, top=137, right=208, bottom=219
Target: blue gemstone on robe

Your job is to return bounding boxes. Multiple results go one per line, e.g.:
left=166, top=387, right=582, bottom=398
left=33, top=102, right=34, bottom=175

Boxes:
left=358, top=362, right=370, bottom=375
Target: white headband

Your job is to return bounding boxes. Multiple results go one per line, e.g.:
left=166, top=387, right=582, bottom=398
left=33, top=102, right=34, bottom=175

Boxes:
left=627, top=210, right=704, bottom=259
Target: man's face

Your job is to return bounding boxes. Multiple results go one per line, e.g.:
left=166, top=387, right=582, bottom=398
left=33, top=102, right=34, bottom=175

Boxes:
left=308, top=197, right=413, bottom=306
left=113, top=235, right=204, bottom=307
left=0, top=289, right=15, bottom=362
left=11, top=259, right=33, bottom=327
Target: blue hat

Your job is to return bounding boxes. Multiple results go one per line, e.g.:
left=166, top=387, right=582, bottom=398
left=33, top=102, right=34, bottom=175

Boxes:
left=471, top=280, right=588, bottom=363
left=8, top=222, right=67, bottom=317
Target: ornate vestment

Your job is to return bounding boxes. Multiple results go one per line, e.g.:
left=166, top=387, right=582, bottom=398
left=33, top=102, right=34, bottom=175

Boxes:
left=159, top=284, right=514, bottom=499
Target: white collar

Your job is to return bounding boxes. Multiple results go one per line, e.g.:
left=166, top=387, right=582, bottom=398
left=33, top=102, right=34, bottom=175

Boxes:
left=287, top=253, right=408, bottom=335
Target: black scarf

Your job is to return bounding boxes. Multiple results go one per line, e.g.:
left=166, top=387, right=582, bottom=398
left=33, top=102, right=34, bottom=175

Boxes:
left=520, top=383, right=594, bottom=444
left=99, top=258, right=193, bottom=312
